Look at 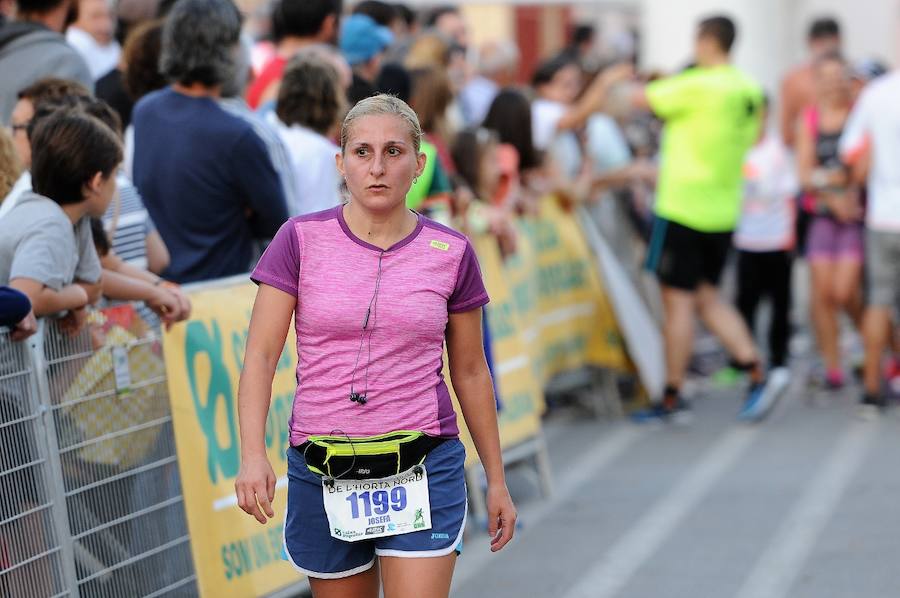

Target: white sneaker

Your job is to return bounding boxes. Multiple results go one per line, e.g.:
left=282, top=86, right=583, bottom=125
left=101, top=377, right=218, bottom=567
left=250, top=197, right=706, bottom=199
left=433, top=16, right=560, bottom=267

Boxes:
left=739, top=367, right=791, bottom=421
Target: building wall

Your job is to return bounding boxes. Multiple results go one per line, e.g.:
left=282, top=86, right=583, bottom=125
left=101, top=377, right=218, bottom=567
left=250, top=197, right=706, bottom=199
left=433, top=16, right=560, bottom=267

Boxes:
left=791, top=0, right=899, bottom=66
left=638, top=0, right=898, bottom=93
left=425, top=1, right=899, bottom=88
left=639, top=0, right=790, bottom=94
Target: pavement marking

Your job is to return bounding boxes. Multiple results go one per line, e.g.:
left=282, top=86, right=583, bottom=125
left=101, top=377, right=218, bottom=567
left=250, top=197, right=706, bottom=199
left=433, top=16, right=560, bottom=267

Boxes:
left=451, top=424, right=644, bottom=590
left=563, top=426, right=760, bottom=598
left=733, top=420, right=876, bottom=598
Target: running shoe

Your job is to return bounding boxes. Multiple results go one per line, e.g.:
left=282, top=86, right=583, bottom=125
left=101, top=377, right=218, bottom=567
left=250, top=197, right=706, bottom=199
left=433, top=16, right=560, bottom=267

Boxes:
left=886, top=358, right=900, bottom=396
left=825, top=368, right=845, bottom=391
left=739, top=367, right=790, bottom=421
left=669, top=399, right=694, bottom=426
left=631, top=398, right=693, bottom=425
left=858, top=394, right=886, bottom=421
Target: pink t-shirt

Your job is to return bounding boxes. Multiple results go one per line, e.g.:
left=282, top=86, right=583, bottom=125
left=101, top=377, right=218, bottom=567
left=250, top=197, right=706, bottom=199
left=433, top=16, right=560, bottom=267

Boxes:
left=251, top=205, right=489, bottom=445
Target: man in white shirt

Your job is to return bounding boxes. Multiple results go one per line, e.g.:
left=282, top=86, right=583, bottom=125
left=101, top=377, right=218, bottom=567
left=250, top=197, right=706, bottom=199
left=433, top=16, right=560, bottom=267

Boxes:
left=840, top=68, right=900, bottom=414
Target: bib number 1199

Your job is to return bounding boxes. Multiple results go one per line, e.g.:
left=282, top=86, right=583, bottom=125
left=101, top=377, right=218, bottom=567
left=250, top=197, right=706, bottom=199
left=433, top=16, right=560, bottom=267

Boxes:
left=345, top=487, right=407, bottom=519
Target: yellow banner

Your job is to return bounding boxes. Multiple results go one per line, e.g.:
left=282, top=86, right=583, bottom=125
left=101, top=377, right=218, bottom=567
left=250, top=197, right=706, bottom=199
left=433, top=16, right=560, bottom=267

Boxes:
left=482, top=196, right=628, bottom=390
left=162, top=282, right=302, bottom=598
left=528, top=196, right=628, bottom=377
left=472, top=233, right=543, bottom=453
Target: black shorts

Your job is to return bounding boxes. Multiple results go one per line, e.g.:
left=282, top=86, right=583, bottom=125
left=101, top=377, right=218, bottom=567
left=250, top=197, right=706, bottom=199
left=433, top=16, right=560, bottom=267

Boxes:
left=645, top=217, right=733, bottom=291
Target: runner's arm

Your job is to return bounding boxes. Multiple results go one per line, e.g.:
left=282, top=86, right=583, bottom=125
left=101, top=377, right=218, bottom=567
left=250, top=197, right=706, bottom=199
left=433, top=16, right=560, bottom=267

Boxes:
left=447, top=307, right=517, bottom=551
left=236, top=283, right=296, bottom=523
left=239, top=283, right=295, bottom=457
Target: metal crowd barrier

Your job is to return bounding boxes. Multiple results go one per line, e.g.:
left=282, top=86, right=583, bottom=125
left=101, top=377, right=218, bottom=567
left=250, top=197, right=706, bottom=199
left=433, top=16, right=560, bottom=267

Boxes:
left=0, top=304, right=197, bottom=597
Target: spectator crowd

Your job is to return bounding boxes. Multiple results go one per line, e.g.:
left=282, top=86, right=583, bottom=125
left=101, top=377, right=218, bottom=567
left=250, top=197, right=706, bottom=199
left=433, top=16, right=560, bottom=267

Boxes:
left=0, top=0, right=898, bottom=420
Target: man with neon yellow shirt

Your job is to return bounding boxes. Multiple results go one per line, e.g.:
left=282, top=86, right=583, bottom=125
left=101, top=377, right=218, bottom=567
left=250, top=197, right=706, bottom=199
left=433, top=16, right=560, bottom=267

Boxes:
left=629, top=16, right=780, bottom=421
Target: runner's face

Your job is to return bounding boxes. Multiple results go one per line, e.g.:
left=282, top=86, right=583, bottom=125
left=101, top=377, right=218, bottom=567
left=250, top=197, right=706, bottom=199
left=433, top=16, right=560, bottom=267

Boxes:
left=337, top=114, right=425, bottom=213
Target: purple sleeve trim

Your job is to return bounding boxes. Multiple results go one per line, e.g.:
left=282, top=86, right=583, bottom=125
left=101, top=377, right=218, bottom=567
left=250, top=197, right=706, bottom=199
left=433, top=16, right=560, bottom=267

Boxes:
left=448, top=293, right=489, bottom=313
left=250, top=271, right=297, bottom=296
left=448, top=241, right=489, bottom=312
left=249, top=219, right=301, bottom=296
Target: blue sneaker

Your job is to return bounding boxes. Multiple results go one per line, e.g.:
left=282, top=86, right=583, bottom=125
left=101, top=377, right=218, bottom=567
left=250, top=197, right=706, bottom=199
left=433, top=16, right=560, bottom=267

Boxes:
left=632, top=398, right=693, bottom=425
left=739, top=367, right=790, bottom=421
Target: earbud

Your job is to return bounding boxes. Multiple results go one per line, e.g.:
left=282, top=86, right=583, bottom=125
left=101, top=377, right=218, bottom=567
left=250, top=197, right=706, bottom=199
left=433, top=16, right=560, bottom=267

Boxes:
left=350, top=392, right=368, bottom=404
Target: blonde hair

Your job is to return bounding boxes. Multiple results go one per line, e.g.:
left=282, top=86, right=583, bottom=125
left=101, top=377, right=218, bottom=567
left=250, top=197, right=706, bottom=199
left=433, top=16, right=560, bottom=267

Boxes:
left=0, top=128, right=22, bottom=200
left=340, top=94, right=423, bottom=154
left=404, top=33, right=451, bottom=70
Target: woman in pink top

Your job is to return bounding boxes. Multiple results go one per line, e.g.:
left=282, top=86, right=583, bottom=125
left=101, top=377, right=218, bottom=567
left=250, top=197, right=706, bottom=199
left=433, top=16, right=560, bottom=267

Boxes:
left=795, top=52, right=864, bottom=390
left=235, top=95, right=516, bottom=597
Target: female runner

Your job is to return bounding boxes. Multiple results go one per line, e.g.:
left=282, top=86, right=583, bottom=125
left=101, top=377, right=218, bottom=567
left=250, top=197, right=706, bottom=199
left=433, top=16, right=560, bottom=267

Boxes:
left=235, top=94, right=516, bottom=598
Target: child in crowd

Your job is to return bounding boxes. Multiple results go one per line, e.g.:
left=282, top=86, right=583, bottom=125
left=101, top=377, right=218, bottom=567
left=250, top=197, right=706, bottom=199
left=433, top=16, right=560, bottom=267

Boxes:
left=733, top=96, right=798, bottom=395
left=6, top=81, right=191, bottom=329
left=0, top=109, right=121, bottom=334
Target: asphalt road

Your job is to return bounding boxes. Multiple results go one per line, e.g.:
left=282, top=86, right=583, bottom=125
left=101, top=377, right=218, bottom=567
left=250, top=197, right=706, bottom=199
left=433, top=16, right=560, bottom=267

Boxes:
left=450, top=365, right=900, bottom=598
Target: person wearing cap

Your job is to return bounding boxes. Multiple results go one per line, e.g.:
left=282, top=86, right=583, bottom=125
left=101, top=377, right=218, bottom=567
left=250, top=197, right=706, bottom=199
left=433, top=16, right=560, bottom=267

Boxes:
left=340, top=13, right=393, bottom=105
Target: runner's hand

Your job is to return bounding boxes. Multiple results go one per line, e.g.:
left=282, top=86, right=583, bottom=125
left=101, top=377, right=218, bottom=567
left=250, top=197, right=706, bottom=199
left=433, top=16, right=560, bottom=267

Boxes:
left=487, top=483, right=517, bottom=552
left=235, top=456, right=277, bottom=524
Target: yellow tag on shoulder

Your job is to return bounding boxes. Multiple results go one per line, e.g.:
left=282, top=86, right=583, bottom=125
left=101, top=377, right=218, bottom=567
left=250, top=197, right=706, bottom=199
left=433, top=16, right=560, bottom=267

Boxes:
left=430, top=240, right=450, bottom=251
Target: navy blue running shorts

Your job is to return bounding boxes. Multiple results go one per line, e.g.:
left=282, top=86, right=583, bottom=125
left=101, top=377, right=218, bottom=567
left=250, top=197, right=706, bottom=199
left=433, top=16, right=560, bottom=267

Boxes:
left=283, top=437, right=467, bottom=579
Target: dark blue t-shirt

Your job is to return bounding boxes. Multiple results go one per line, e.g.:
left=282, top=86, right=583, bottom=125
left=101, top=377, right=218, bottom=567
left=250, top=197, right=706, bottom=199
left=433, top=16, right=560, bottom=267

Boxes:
left=132, top=87, right=288, bottom=283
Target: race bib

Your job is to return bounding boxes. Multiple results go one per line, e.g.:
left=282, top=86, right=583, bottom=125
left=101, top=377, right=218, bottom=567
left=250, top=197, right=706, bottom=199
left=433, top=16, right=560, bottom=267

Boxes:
left=322, top=466, right=431, bottom=542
